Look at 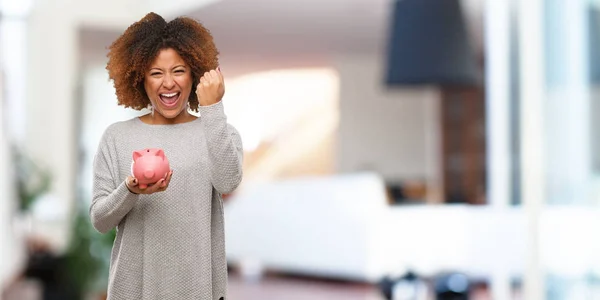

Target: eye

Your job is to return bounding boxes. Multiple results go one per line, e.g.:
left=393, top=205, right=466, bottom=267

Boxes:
left=175, top=69, right=185, bottom=73
left=151, top=72, right=161, bottom=76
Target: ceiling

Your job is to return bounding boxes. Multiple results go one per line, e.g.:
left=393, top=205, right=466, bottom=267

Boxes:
left=80, top=0, right=484, bottom=76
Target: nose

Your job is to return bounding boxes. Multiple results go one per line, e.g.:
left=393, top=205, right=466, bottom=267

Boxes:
left=144, top=169, right=155, bottom=179
left=162, top=74, right=175, bottom=89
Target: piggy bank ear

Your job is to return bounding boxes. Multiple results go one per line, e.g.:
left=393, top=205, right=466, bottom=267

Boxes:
left=133, top=150, right=144, bottom=161
left=155, top=149, right=165, bottom=159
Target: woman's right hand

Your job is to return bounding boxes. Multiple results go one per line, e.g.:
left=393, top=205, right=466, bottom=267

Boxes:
left=125, top=171, right=173, bottom=194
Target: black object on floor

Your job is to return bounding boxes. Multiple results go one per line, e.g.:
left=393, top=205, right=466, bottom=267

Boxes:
left=434, top=272, right=470, bottom=300
left=378, top=271, right=428, bottom=300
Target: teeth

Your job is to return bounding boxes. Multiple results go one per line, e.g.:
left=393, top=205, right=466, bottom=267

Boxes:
left=161, top=92, right=178, bottom=97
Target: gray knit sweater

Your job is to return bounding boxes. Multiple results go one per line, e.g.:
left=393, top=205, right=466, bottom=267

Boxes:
left=90, top=101, right=243, bottom=300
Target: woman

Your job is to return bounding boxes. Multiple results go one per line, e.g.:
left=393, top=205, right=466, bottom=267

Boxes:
left=89, top=12, right=243, bottom=300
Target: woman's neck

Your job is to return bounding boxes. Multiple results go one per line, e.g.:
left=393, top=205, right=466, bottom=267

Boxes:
left=140, top=109, right=196, bottom=125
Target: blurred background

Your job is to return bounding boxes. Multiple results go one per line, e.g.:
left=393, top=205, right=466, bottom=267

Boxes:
left=1, top=0, right=599, bottom=299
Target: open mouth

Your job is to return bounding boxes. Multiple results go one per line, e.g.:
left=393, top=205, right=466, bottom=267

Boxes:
left=159, top=92, right=180, bottom=108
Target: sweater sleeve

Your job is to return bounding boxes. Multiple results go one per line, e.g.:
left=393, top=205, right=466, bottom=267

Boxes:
left=89, top=127, right=139, bottom=234
left=199, top=101, right=244, bottom=194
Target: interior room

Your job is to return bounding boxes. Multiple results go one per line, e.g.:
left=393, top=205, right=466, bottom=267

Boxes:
left=2, top=0, right=599, bottom=299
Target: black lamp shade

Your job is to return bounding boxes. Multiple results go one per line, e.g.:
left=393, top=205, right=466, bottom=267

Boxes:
left=385, top=0, right=480, bottom=86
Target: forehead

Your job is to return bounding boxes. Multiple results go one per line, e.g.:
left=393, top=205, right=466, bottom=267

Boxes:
left=150, top=48, right=186, bottom=67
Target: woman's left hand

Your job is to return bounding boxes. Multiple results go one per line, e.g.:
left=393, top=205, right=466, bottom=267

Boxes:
left=196, top=67, right=225, bottom=106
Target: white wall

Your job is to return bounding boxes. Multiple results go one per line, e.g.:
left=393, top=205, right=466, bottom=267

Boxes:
left=335, top=55, right=441, bottom=186
left=0, top=63, right=22, bottom=290
left=80, top=65, right=143, bottom=206
left=26, top=0, right=78, bottom=251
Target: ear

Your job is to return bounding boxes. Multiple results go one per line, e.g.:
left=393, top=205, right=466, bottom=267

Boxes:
left=133, top=150, right=143, bottom=161
left=155, top=149, right=165, bottom=159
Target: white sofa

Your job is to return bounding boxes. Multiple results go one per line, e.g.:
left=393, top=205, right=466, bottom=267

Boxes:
left=224, top=172, right=600, bottom=284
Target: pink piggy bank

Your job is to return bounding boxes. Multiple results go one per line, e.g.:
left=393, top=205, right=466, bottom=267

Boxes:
left=131, top=148, right=170, bottom=189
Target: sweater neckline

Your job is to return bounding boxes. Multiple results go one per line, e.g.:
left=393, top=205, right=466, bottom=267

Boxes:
left=134, top=115, right=201, bottom=128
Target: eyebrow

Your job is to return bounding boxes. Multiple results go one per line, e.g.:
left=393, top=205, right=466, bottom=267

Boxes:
left=149, top=65, right=187, bottom=71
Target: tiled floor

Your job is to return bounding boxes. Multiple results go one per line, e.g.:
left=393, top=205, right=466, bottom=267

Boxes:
left=227, top=272, right=495, bottom=300
left=227, top=273, right=385, bottom=300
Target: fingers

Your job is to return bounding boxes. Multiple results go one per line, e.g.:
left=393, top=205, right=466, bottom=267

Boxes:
left=199, top=69, right=222, bottom=86
left=127, top=176, right=138, bottom=187
left=126, top=173, right=174, bottom=195
left=151, top=170, right=173, bottom=193
left=203, top=71, right=213, bottom=85
left=163, top=170, right=173, bottom=187
left=147, top=178, right=165, bottom=194
left=126, top=176, right=138, bottom=189
left=158, top=172, right=169, bottom=188
left=126, top=176, right=140, bottom=194
left=210, top=70, right=224, bottom=88
left=196, top=69, right=223, bottom=106
left=153, top=172, right=168, bottom=192
left=209, top=70, right=219, bottom=83
left=199, top=76, right=209, bottom=87
left=216, top=67, right=224, bottom=81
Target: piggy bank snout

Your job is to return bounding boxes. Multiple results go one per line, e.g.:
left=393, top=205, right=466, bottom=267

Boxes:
left=144, top=169, right=155, bottom=179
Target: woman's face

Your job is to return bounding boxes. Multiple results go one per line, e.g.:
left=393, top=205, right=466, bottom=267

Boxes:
left=144, top=48, right=193, bottom=120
